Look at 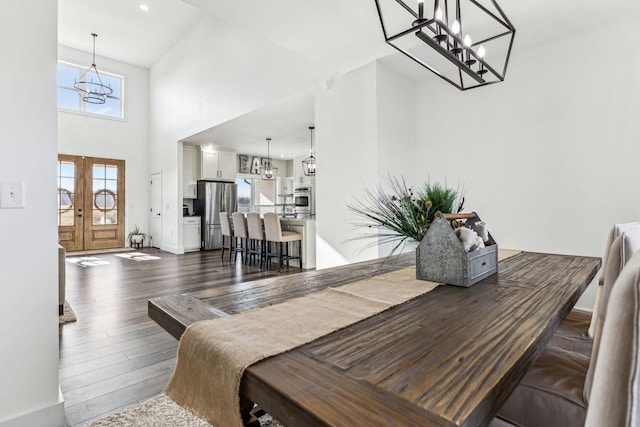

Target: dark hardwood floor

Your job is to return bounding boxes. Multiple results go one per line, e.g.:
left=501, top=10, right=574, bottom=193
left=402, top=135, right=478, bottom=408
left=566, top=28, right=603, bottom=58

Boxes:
left=59, top=248, right=303, bottom=427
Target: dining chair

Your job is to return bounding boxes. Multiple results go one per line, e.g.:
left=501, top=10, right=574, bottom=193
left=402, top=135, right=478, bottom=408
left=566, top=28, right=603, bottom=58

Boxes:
left=550, top=221, right=640, bottom=356
left=495, top=227, right=640, bottom=427
left=219, top=212, right=234, bottom=263
left=263, top=212, right=302, bottom=272
left=246, top=212, right=265, bottom=269
left=231, top=212, right=249, bottom=264
left=492, top=248, right=640, bottom=427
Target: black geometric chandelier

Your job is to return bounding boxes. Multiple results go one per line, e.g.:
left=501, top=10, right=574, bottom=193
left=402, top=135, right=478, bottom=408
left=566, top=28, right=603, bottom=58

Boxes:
left=373, top=0, right=515, bottom=90
left=74, top=33, right=113, bottom=104
left=260, top=138, right=278, bottom=180
left=302, top=126, right=316, bottom=176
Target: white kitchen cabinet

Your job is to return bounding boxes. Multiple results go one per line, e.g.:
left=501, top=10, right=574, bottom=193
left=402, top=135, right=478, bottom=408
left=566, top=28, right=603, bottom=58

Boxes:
left=183, top=216, right=201, bottom=252
left=183, top=145, right=198, bottom=198
left=201, top=150, right=236, bottom=181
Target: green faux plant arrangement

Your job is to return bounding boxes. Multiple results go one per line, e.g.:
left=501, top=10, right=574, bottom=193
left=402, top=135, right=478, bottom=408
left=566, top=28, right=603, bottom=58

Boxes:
left=348, top=175, right=465, bottom=253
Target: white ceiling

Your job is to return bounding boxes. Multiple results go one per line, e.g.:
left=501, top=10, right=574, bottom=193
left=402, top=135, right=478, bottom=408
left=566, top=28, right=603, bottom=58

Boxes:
left=58, top=0, right=203, bottom=69
left=183, top=89, right=315, bottom=159
left=58, top=0, right=640, bottom=157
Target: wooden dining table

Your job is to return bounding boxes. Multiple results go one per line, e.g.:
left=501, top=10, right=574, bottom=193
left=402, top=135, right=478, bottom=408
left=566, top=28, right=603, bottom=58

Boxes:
left=149, top=251, right=600, bottom=427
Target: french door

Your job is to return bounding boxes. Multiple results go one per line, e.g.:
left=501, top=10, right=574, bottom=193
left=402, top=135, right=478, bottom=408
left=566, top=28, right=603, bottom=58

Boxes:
left=57, top=155, right=125, bottom=251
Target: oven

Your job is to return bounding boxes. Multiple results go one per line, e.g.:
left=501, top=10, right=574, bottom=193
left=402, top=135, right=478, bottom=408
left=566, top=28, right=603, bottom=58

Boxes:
left=293, top=186, right=312, bottom=215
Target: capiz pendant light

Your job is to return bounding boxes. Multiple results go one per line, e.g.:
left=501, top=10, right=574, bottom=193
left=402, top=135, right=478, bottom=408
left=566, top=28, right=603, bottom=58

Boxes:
left=302, top=126, right=316, bottom=176
left=260, top=138, right=278, bottom=180
left=74, top=33, right=113, bottom=104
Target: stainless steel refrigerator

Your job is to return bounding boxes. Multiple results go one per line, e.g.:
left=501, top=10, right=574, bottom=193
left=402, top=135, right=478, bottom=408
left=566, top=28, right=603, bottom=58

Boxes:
left=194, top=181, right=237, bottom=250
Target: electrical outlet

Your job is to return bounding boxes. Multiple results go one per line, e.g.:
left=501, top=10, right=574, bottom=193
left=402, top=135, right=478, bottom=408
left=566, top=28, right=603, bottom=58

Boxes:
left=0, top=181, right=26, bottom=209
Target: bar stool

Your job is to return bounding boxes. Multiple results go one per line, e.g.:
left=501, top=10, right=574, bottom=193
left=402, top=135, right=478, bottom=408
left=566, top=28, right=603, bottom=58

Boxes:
left=231, top=212, right=249, bottom=264
left=263, top=212, right=302, bottom=272
left=219, top=212, right=234, bottom=263
left=246, top=213, right=265, bottom=269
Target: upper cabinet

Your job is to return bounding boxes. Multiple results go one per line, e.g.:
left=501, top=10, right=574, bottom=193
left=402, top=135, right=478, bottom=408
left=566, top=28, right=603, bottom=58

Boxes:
left=183, top=145, right=198, bottom=199
left=201, top=149, right=236, bottom=182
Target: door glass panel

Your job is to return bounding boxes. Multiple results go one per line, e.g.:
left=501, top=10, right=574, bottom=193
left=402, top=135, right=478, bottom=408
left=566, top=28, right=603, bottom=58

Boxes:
left=92, top=163, right=119, bottom=225
left=105, top=165, right=117, bottom=179
left=60, top=210, right=74, bottom=226
left=57, top=160, right=75, bottom=227
left=93, top=164, right=106, bottom=179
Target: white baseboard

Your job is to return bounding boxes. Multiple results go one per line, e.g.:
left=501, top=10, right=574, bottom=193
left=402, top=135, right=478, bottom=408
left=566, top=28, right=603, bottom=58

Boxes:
left=160, top=243, right=183, bottom=255
left=0, top=389, right=64, bottom=427
left=573, top=305, right=594, bottom=314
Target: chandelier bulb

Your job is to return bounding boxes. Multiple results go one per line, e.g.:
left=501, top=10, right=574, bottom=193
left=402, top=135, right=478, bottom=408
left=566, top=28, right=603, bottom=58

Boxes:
left=435, top=7, right=443, bottom=21
left=451, top=19, right=460, bottom=35
left=478, top=45, right=486, bottom=59
left=463, top=34, right=472, bottom=47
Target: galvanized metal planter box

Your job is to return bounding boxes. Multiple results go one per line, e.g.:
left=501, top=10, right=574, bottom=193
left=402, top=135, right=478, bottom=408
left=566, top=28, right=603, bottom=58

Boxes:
left=416, top=214, right=498, bottom=287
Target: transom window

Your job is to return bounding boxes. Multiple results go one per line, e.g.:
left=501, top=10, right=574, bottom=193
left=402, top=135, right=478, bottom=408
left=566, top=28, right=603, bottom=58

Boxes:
left=57, top=61, right=124, bottom=119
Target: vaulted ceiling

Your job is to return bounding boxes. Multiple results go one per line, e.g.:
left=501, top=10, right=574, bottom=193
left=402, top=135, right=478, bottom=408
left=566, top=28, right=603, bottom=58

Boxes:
left=58, top=0, right=640, bottom=156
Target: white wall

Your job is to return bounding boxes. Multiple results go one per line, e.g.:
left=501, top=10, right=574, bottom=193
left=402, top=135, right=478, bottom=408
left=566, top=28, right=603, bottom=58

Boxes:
left=414, top=17, right=640, bottom=310
left=58, top=46, right=150, bottom=243
left=0, top=1, right=63, bottom=426
left=150, top=16, right=320, bottom=254
left=315, top=61, right=416, bottom=269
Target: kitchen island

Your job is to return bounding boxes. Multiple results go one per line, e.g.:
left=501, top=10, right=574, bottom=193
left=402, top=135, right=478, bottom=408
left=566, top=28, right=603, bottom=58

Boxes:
left=280, top=217, right=316, bottom=269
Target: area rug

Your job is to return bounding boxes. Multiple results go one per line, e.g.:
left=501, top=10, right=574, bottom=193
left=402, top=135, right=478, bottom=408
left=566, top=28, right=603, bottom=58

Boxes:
left=59, top=301, right=77, bottom=324
left=114, top=252, right=162, bottom=261
left=85, top=394, right=283, bottom=427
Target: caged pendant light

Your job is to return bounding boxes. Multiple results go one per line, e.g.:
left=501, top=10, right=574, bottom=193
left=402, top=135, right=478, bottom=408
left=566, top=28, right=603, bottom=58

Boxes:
left=373, top=0, right=515, bottom=91
left=74, top=33, right=113, bottom=104
left=260, top=138, right=278, bottom=180
left=302, top=126, right=316, bottom=176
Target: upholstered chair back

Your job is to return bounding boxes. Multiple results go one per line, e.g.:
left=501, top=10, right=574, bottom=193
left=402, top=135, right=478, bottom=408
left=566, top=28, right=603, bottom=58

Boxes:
left=589, top=222, right=640, bottom=337
left=220, top=212, right=233, bottom=237
left=231, top=212, right=248, bottom=239
left=585, top=250, right=640, bottom=427
left=263, top=212, right=283, bottom=242
left=585, top=226, right=640, bottom=403
left=246, top=213, right=264, bottom=241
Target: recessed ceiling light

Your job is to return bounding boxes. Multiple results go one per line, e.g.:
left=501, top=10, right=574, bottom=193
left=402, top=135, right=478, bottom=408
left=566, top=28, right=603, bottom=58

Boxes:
left=139, top=4, right=150, bottom=12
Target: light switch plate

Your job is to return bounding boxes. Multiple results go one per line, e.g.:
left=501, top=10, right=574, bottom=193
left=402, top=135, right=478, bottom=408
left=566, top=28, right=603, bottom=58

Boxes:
left=0, top=181, right=26, bottom=208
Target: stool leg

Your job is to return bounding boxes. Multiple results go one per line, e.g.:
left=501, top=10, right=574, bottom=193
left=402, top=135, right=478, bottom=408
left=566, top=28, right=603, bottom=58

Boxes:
left=285, top=242, right=290, bottom=268
left=298, top=240, right=303, bottom=269
left=234, top=237, right=238, bottom=263
left=277, top=242, right=282, bottom=273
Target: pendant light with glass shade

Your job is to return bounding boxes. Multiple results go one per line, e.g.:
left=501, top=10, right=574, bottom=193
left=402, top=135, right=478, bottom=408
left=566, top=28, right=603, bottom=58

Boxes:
left=302, top=126, right=317, bottom=176
left=260, top=138, right=278, bottom=180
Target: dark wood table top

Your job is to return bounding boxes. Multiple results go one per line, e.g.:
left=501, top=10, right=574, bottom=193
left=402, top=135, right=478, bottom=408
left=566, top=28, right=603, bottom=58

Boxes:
left=149, top=251, right=600, bottom=427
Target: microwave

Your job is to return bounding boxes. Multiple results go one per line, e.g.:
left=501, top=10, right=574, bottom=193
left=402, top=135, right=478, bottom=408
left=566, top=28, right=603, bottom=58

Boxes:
left=294, top=186, right=312, bottom=214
